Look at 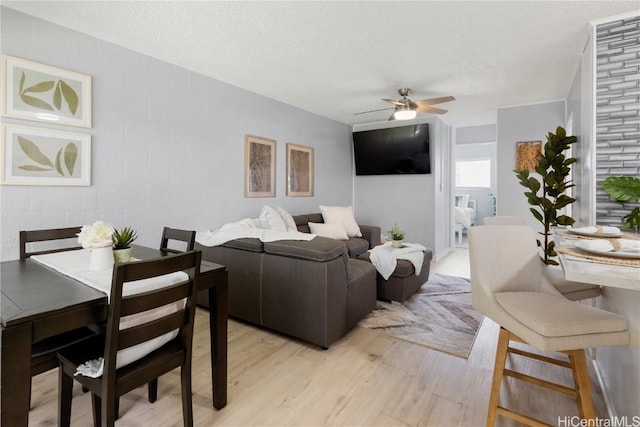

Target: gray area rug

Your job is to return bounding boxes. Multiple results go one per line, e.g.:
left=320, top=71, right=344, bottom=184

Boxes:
left=359, top=273, right=484, bottom=358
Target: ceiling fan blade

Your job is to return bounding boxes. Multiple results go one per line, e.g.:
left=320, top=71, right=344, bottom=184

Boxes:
left=382, top=98, right=404, bottom=106
left=388, top=112, right=396, bottom=121
left=415, top=96, right=455, bottom=106
left=354, top=107, right=394, bottom=115
left=416, top=106, right=448, bottom=114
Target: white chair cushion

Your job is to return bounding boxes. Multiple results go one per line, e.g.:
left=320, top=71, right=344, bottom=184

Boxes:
left=319, top=205, right=362, bottom=237
left=495, top=291, right=628, bottom=338
left=308, top=222, right=348, bottom=240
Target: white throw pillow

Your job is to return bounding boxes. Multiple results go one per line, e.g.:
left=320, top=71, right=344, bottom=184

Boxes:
left=277, top=206, right=298, bottom=232
left=259, top=205, right=287, bottom=232
left=319, top=205, right=362, bottom=237
left=308, top=222, right=349, bottom=240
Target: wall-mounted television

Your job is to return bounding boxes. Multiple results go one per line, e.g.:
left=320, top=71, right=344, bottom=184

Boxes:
left=352, top=123, right=430, bottom=175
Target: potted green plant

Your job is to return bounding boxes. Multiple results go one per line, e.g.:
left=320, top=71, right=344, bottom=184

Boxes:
left=514, top=126, right=577, bottom=265
left=388, top=223, right=405, bottom=248
left=488, top=193, right=497, bottom=216
left=112, top=226, right=138, bottom=262
left=602, top=176, right=640, bottom=232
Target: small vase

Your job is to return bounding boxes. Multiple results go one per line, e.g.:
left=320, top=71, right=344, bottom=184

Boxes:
left=113, top=247, right=133, bottom=263
left=391, top=239, right=403, bottom=248
left=89, top=241, right=114, bottom=270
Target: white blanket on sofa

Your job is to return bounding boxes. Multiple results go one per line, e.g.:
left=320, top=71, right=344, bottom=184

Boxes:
left=196, top=218, right=316, bottom=247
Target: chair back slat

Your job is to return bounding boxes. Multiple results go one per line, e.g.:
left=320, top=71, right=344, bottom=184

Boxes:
left=159, top=227, right=196, bottom=254
left=120, top=283, right=190, bottom=317
left=119, top=253, right=196, bottom=282
left=20, top=226, right=82, bottom=259
left=118, top=311, right=187, bottom=351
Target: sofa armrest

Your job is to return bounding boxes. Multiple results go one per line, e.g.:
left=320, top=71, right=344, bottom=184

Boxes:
left=359, top=225, right=381, bottom=248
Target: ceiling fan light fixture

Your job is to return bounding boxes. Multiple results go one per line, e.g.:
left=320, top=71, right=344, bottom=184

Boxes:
left=393, top=108, right=416, bottom=120
left=356, top=88, right=454, bottom=120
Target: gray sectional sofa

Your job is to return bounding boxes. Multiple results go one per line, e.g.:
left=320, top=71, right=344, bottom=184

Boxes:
left=196, top=213, right=381, bottom=348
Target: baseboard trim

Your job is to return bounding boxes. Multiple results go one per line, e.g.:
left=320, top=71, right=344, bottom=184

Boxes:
left=434, top=246, right=453, bottom=261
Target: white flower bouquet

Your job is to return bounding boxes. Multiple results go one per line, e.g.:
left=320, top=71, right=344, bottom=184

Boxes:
left=77, top=220, right=115, bottom=249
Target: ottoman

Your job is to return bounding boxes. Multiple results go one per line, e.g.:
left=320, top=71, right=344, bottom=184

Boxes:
left=358, top=249, right=433, bottom=302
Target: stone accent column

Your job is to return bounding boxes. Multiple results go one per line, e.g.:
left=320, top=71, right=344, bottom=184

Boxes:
left=595, top=15, right=640, bottom=227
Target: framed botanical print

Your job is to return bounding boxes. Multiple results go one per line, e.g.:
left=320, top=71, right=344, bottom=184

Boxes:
left=515, top=140, right=542, bottom=172
left=1, top=55, right=92, bottom=128
left=1, top=124, right=91, bottom=186
left=286, top=143, right=313, bottom=197
left=244, top=134, right=276, bottom=197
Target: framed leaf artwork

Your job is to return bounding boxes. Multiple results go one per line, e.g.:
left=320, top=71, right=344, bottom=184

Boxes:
left=515, top=140, right=542, bottom=172
left=1, top=124, right=91, bottom=186
left=286, top=143, right=313, bottom=197
left=244, top=134, right=276, bottom=197
left=1, top=55, right=92, bottom=128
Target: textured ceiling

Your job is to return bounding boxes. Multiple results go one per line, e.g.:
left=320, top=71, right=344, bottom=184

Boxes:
left=4, top=1, right=639, bottom=128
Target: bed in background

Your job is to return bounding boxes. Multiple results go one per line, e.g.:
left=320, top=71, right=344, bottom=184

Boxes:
left=454, top=194, right=476, bottom=245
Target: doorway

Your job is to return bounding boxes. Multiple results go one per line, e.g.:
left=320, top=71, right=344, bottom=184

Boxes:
left=452, top=141, right=497, bottom=248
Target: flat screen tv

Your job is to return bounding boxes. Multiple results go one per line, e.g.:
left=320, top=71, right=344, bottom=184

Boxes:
left=352, top=123, right=431, bottom=175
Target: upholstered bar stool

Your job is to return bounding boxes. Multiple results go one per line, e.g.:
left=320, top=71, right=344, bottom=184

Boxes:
left=479, top=216, right=601, bottom=301
left=479, top=216, right=528, bottom=226
left=469, top=225, right=629, bottom=426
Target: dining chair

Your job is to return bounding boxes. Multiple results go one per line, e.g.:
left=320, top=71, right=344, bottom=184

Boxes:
left=478, top=217, right=601, bottom=301
left=57, top=250, right=201, bottom=427
left=159, top=227, right=196, bottom=254
left=19, top=227, right=98, bottom=406
left=468, top=225, right=629, bottom=426
left=145, top=226, right=196, bottom=403
left=20, top=226, right=83, bottom=259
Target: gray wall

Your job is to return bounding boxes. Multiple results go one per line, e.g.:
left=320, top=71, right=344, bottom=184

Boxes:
left=0, top=8, right=354, bottom=260
left=496, top=101, right=567, bottom=232
left=456, top=124, right=496, bottom=145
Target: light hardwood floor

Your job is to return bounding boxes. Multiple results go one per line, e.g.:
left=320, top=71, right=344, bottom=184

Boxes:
left=27, top=248, right=607, bottom=426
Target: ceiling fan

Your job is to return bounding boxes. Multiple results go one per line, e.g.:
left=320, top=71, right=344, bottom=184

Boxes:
left=355, top=88, right=455, bottom=121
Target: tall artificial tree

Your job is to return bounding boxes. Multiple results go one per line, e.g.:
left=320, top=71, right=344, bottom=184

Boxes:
left=514, top=126, right=577, bottom=265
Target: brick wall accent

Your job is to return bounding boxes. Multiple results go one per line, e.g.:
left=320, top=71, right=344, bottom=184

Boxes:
left=595, top=16, right=640, bottom=228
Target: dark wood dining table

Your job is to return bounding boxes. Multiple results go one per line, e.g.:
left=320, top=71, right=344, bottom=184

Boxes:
left=0, top=245, right=228, bottom=427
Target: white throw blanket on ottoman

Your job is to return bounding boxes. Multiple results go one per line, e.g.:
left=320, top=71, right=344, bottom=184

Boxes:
left=369, top=242, right=427, bottom=280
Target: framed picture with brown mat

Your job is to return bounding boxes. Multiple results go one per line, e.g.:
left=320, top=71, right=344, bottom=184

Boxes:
left=244, top=134, right=276, bottom=197
left=286, top=143, right=313, bottom=197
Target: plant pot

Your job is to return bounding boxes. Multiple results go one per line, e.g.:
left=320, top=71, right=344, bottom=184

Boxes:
left=89, top=241, right=114, bottom=270
left=113, top=247, right=132, bottom=263
left=391, top=239, right=403, bottom=248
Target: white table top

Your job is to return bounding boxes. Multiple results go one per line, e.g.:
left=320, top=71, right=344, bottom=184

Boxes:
left=556, top=231, right=640, bottom=290
left=559, top=253, right=639, bottom=290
